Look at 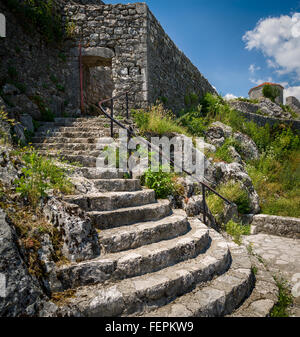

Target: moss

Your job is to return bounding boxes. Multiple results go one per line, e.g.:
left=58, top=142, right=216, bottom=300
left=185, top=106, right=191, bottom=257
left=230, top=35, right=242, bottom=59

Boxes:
left=51, top=289, right=76, bottom=307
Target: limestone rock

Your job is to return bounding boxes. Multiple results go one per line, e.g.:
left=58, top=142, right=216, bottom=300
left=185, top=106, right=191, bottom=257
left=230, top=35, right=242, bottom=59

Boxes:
left=0, top=209, right=45, bottom=317
left=205, top=122, right=233, bottom=148
left=20, top=114, right=34, bottom=133
left=43, top=197, right=100, bottom=262
left=214, top=162, right=260, bottom=214
left=233, top=132, right=259, bottom=161
left=10, top=95, right=41, bottom=120
left=2, top=84, right=20, bottom=96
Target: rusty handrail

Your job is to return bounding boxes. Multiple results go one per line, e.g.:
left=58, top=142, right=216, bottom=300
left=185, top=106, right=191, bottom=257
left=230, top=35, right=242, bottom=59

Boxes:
left=96, top=91, right=233, bottom=226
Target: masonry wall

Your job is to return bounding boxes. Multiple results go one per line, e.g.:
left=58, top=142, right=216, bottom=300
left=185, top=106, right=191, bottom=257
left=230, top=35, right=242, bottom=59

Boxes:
left=249, top=86, right=284, bottom=105
left=0, top=1, right=78, bottom=121
left=146, top=8, right=216, bottom=114
left=65, top=2, right=149, bottom=114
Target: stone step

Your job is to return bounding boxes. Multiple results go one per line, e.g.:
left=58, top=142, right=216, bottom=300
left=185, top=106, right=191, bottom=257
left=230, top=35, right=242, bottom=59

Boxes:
left=63, top=190, right=156, bottom=212
left=32, top=137, right=101, bottom=144
left=37, top=153, right=97, bottom=167
left=56, top=219, right=210, bottom=290
left=52, top=226, right=232, bottom=317
left=37, top=126, right=113, bottom=133
left=92, top=179, right=141, bottom=192
left=88, top=199, right=172, bottom=229
left=73, top=167, right=126, bottom=179
left=142, top=239, right=254, bottom=317
left=99, top=210, right=189, bottom=254
left=34, top=131, right=113, bottom=139
left=37, top=149, right=103, bottom=158
left=38, top=118, right=124, bottom=128
left=34, top=143, right=105, bottom=151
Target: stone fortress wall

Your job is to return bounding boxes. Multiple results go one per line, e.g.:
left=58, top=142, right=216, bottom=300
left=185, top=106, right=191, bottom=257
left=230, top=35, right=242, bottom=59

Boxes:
left=249, top=84, right=284, bottom=105
left=0, top=0, right=216, bottom=118
left=286, top=96, right=300, bottom=117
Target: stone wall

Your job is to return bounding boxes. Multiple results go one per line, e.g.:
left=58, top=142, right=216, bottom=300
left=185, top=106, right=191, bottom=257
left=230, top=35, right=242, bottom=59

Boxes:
left=1, top=1, right=216, bottom=119
left=251, top=214, right=300, bottom=239
left=0, top=1, right=79, bottom=121
left=236, top=110, right=300, bottom=134
left=286, top=96, right=300, bottom=117
left=146, top=8, right=216, bottom=114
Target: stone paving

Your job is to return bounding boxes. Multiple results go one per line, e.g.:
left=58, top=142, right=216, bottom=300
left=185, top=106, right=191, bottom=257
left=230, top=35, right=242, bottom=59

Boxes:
left=243, top=234, right=300, bottom=316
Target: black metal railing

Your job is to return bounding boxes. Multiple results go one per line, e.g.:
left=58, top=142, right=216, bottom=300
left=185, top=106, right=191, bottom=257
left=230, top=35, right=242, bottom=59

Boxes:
left=97, top=90, right=233, bottom=227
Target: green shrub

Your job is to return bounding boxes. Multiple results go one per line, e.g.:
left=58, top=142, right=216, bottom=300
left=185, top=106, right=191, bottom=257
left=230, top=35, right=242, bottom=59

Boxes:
left=177, top=108, right=208, bottom=136
left=207, top=180, right=251, bottom=215
left=262, top=85, right=280, bottom=103
left=132, top=103, right=188, bottom=136
left=14, top=147, right=73, bottom=207
left=142, top=166, right=176, bottom=199
left=270, top=277, right=294, bottom=317
left=225, top=220, right=251, bottom=245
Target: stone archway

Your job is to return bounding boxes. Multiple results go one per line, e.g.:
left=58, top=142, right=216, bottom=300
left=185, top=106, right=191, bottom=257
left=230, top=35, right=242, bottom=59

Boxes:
left=81, top=47, right=115, bottom=113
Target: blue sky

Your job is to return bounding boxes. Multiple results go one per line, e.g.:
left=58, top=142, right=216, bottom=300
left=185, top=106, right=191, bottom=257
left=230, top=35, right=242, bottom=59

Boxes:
left=108, top=0, right=300, bottom=101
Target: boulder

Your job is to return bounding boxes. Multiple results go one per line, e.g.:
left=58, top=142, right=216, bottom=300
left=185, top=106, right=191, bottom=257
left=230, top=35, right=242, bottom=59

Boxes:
left=205, top=122, right=233, bottom=148
left=43, top=197, right=100, bottom=262
left=214, top=162, right=260, bottom=214
left=13, top=124, right=26, bottom=143
left=0, top=209, right=46, bottom=317
left=258, top=98, right=291, bottom=119
left=9, top=95, right=41, bottom=120
left=20, top=114, right=34, bottom=133
left=233, top=132, right=259, bottom=161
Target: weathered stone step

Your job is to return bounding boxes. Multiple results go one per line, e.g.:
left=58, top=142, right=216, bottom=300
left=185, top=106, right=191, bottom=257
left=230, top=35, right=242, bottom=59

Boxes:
left=34, top=143, right=106, bottom=151
left=37, top=153, right=97, bottom=167
left=99, top=210, right=189, bottom=254
left=92, top=179, right=141, bottom=192
left=142, top=239, right=254, bottom=317
left=73, top=167, right=125, bottom=179
left=34, top=131, right=112, bottom=139
left=52, top=225, right=232, bottom=317
left=56, top=219, right=211, bottom=290
left=32, top=137, right=100, bottom=144
left=37, top=126, right=113, bottom=133
left=37, top=149, right=103, bottom=158
left=88, top=199, right=172, bottom=229
left=63, top=190, right=156, bottom=212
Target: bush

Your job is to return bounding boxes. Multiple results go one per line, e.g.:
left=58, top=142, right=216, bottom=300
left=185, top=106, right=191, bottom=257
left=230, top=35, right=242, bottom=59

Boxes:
left=207, top=180, right=251, bottom=215
left=177, top=108, right=208, bottom=136
left=132, top=103, right=188, bottom=136
left=14, top=147, right=73, bottom=207
left=225, top=220, right=251, bottom=245
left=142, top=165, right=176, bottom=199
left=262, top=85, right=280, bottom=102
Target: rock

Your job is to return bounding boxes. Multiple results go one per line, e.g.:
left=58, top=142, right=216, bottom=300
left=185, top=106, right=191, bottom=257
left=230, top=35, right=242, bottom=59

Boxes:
left=13, top=124, right=26, bottom=143
left=229, top=98, right=291, bottom=119
left=258, top=98, right=290, bottom=119
left=20, top=114, right=34, bottom=133
left=214, top=162, right=260, bottom=214
left=2, top=84, right=20, bottom=96
left=0, top=96, right=6, bottom=109
left=43, top=197, right=100, bottom=262
left=205, top=122, right=233, bottom=148
left=0, top=209, right=46, bottom=317
left=228, top=146, right=243, bottom=165
left=9, top=95, right=41, bottom=120
left=0, top=146, right=19, bottom=187
left=184, top=195, right=218, bottom=230
left=233, top=132, right=259, bottom=161
left=37, top=234, right=63, bottom=294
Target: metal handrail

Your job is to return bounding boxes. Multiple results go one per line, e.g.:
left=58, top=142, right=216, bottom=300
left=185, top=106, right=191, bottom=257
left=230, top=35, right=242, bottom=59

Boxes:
left=96, top=91, right=233, bottom=227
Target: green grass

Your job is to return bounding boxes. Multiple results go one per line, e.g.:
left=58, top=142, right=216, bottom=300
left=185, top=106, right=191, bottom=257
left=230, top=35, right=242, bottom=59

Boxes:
left=207, top=180, right=251, bottom=217
left=224, top=220, right=251, bottom=245
left=132, top=103, right=188, bottom=136
left=270, top=277, right=294, bottom=317
left=14, top=146, right=73, bottom=207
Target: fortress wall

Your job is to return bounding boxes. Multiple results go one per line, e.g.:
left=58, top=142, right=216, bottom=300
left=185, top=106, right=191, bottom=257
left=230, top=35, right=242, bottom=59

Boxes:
left=146, top=8, right=217, bottom=114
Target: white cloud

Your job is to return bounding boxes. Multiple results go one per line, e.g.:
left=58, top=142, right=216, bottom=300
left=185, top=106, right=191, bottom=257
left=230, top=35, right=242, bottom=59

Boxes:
left=250, top=77, right=273, bottom=86
left=243, top=13, right=300, bottom=77
left=249, top=64, right=261, bottom=74
left=284, top=86, right=300, bottom=102
left=224, top=93, right=238, bottom=101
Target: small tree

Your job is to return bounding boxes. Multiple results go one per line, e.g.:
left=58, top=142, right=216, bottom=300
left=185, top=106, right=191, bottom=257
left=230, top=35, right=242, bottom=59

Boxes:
left=262, top=85, right=280, bottom=103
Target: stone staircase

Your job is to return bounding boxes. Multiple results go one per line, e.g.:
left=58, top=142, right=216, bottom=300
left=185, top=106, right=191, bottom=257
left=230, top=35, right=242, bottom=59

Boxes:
left=31, top=117, right=274, bottom=317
